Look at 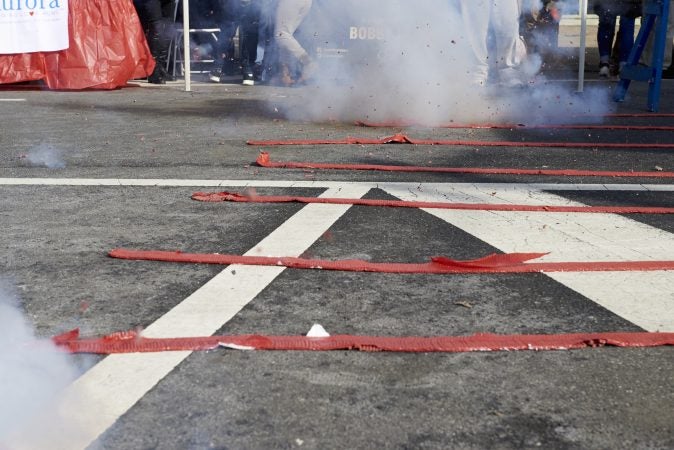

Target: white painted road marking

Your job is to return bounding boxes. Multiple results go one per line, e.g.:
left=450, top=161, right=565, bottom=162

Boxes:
left=0, top=98, right=26, bottom=102
left=381, top=184, right=674, bottom=332
left=6, top=184, right=372, bottom=450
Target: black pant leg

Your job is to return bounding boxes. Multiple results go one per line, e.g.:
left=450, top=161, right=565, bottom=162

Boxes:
left=239, top=1, right=260, bottom=71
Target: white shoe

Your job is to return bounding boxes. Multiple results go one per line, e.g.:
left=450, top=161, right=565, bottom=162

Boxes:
left=599, top=64, right=610, bottom=78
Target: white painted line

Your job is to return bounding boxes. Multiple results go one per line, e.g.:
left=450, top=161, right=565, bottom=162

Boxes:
left=0, top=98, right=26, bottom=102
left=0, top=177, right=672, bottom=192
left=381, top=183, right=674, bottom=332
left=6, top=184, right=372, bottom=450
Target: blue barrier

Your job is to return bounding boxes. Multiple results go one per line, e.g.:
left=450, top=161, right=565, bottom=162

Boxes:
left=614, top=0, right=671, bottom=111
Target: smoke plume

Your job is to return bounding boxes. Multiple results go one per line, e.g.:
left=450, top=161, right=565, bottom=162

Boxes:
left=0, top=279, right=78, bottom=445
left=276, top=0, right=611, bottom=125
left=25, top=144, right=66, bottom=169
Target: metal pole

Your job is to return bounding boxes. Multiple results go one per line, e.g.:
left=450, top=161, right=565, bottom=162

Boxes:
left=578, top=0, right=588, bottom=92
left=182, top=0, right=191, bottom=91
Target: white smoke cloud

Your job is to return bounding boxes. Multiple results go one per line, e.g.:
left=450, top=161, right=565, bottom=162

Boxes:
left=275, top=0, right=611, bottom=125
left=0, top=279, right=79, bottom=445
left=25, top=144, right=66, bottom=169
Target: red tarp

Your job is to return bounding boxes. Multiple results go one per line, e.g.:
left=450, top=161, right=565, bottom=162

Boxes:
left=0, top=0, right=154, bottom=90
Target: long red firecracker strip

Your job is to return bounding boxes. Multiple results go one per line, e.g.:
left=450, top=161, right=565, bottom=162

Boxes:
left=246, top=133, right=674, bottom=149
left=52, top=328, right=674, bottom=355
left=355, top=120, right=674, bottom=131
left=355, top=113, right=674, bottom=128
left=109, top=249, right=674, bottom=273
left=191, top=191, right=674, bottom=215
left=603, top=113, right=674, bottom=118
left=256, top=152, right=674, bottom=178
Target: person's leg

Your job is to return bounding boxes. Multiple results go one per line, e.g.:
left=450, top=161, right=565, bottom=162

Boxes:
left=156, top=0, right=176, bottom=79
left=209, top=0, right=241, bottom=81
left=594, top=4, right=616, bottom=77
left=617, top=16, right=636, bottom=65
left=491, top=0, right=524, bottom=85
left=219, top=0, right=240, bottom=62
left=610, top=24, right=622, bottom=73
left=133, top=0, right=154, bottom=32
left=134, top=0, right=174, bottom=83
left=595, top=5, right=616, bottom=62
left=459, top=0, right=491, bottom=86
left=239, top=0, right=260, bottom=83
left=274, top=0, right=313, bottom=81
left=258, top=0, right=278, bottom=82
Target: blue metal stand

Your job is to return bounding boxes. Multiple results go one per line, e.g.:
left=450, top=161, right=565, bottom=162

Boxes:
left=614, top=0, right=670, bottom=111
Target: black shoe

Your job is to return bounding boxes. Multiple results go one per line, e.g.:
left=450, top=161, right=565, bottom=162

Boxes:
left=242, top=71, right=255, bottom=86
left=161, top=67, right=176, bottom=81
left=147, top=63, right=173, bottom=84
left=159, top=65, right=174, bottom=82
left=208, top=69, right=223, bottom=83
left=147, top=66, right=166, bottom=84
left=663, top=66, right=674, bottom=79
left=253, top=63, right=264, bottom=82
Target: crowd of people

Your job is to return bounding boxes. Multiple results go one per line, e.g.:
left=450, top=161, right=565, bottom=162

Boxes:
left=131, top=0, right=674, bottom=86
left=131, top=0, right=318, bottom=86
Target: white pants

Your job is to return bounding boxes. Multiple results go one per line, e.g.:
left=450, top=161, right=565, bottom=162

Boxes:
left=460, top=0, right=523, bottom=84
left=275, top=0, right=313, bottom=65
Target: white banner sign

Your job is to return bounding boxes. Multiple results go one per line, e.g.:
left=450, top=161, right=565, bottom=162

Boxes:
left=0, top=0, right=69, bottom=54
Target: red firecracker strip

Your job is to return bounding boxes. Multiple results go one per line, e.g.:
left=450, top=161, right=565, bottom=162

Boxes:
left=191, top=191, right=674, bottom=215
left=604, top=113, right=674, bottom=118
left=354, top=120, right=674, bottom=131
left=246, top=133, right=674, bottom=149
left=255, top=152, right=674, bottom=178
left=109, top=249, right=674, bottom=274
left=52, top=328, right=674, bottom=354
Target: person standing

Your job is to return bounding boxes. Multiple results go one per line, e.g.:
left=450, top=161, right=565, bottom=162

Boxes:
left=134, top=0, right=177, bottom=84
left=460, top=0, right=525, bottom=88
left=592, top=0, right=641, bottom=78
left=210, top=0, right=262, bottom=85
left=274, top=0, right=316, bottom=85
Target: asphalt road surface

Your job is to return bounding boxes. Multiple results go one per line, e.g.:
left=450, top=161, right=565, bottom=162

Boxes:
left=1, top=77, right=673, bottom=450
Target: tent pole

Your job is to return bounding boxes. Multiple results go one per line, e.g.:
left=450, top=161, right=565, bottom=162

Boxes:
left=183, top=0, right=191, bottom=91
left=578, top=0, right=588, bottom=92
